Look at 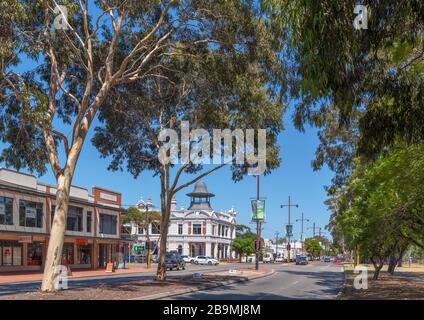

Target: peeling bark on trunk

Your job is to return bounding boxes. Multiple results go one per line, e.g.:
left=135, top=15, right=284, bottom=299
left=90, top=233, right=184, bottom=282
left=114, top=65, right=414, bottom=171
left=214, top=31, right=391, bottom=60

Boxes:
left=40, top=174, right=72, bottom=292
left=156, top=206, right=170, bottom=281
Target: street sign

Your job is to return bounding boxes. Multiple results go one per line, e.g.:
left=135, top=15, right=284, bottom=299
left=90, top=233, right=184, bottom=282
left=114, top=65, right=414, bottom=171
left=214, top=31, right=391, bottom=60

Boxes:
left=251, top=199, right=265, bottom=221
left=133, top=245, right=144, bottom=252
left=286, top=224, right=293, bottom=237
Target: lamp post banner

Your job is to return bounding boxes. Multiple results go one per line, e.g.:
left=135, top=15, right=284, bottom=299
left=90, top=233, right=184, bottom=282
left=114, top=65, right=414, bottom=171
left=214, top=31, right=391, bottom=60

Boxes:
left=286, top=224, right=293, bottom=237
left=251, top=199, right=265, bottom=221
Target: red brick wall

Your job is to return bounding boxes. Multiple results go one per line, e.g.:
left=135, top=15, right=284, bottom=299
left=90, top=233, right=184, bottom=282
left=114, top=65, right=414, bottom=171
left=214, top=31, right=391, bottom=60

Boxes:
left=92, top=187, right=122, bottom=207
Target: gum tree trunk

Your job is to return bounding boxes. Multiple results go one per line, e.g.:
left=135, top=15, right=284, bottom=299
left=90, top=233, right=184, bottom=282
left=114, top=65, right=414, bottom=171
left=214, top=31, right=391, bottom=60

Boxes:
left=41, top=141, right=82, bottom=292
left=156, top=204, right=171, bottom=280
left=40, top=173, right=72, bottom=291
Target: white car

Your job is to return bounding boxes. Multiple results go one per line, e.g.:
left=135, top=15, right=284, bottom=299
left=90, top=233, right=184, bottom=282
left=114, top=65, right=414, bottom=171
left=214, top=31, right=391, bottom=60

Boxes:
left=275, top=254, right=285, bottom=263
left=180, top=255, right=195, bottom=263
left=193, top=256, right=219, bottom=265
left=263, top=253, right=274, bottom=263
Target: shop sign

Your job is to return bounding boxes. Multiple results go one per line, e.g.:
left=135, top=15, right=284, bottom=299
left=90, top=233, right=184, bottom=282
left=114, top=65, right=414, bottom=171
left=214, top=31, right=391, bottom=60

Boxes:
left=76, top=239, right=88, bottom=246
left=25, top=207, right=37, bottom=218
left=0, top=203, right=5, bottom=215
left=18, top=236, right=33, bottom=243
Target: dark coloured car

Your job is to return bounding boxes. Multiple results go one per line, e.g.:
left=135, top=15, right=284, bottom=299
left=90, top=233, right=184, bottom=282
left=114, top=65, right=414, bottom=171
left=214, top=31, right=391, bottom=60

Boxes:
left=165, top=252, right=186, bottom=271
left=295, top=255, right=308, bottom=265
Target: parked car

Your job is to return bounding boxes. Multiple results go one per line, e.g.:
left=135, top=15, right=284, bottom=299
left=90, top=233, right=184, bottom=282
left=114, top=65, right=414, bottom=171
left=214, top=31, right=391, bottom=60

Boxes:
left=181, top=255, right=195, bottom=263
left=193, top=256, right=219, bottom=265
left=323, top=256, right=331, bottom=263
left=150, top=254, right=158, bottom=263
left=275, top=254, right=286, bottom=263
left=295, top=255, right=308, bottom=265
left=165, top=252, right=186, bottom=271
left=263, top=253, right=274, bottom=263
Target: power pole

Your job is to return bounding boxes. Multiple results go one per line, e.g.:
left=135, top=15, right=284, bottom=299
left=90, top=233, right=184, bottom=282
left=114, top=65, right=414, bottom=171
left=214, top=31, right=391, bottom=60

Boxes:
left=255, top=175, right=260, bottom=271
left=296, top=212, right=309, bottom=256
left=281, top=196, right=299, bottom=263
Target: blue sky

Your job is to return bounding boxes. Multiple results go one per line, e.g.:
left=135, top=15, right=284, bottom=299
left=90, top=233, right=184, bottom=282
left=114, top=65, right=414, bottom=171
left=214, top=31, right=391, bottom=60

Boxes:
left=1, top=105, right=334, bottom=241
left=1, top=3, right=335, bottom=241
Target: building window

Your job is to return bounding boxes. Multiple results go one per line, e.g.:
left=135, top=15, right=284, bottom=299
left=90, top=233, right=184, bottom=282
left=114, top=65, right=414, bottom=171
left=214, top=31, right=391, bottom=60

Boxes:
left=19, top=200, right=43, bottom=228
left=178, top=224, right=183, bottom=235
left=0, top=241, right=23, bottom=266
left=87, top=211, right=92, bottom=233
left=0, top=196, right=13, bottom=225
left=212, top=225, right=216, bottom=235
left=27, top=242, right=43, bottom=266
left=193, top=223, right=202, bottom=235
left=67, top=206, right=83, bottom=232
left=225, top=226, right=228, bottom=237
left=99, top=213, right=117, bottom=235
left=77, top=245, right=91, bottom=265
left=151, top=223, right=160, bottom=235
left=178, top=244, right=183, bottom=254
left=138, top=227, right=144, bottom=234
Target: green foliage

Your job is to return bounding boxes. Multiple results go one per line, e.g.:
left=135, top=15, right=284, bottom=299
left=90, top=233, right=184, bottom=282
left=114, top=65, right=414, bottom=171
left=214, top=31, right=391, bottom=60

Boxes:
left=263, top=0, right=424, bottom=189
left=122, top=207, right=161, bottom=230
left=333, top=143, right=424, bottom=262
left=304, top=238, right=322, bottom=257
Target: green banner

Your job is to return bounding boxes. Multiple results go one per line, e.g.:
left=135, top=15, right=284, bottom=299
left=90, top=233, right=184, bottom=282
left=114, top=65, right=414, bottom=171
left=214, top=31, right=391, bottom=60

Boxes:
left=251, top=199, right=265, bottom=221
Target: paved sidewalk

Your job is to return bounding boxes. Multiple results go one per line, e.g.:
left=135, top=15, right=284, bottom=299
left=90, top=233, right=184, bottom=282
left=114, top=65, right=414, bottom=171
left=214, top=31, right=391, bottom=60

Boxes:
left=0, top=262, right=235, bottom=284
left=0, top=266, right=156, bottom=284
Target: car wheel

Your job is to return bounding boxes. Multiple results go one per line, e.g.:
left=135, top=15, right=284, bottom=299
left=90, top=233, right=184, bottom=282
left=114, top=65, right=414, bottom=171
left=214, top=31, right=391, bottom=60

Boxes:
left=208, top=261, right=212, bottom=265
left=194, top=261, right=199, bottom=265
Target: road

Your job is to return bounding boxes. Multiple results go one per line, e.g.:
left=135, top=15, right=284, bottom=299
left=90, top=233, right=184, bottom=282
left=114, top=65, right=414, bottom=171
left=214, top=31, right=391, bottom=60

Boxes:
left=0, top=262, right=343, bottom=299
left=0, top=263, right=252, bottom=297
left=166, top=262, right=344, bottom=300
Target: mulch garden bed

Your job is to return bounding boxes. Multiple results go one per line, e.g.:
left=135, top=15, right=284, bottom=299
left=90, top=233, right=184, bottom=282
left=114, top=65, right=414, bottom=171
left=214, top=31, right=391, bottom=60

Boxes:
left=340, top=271, right=424, bottom=300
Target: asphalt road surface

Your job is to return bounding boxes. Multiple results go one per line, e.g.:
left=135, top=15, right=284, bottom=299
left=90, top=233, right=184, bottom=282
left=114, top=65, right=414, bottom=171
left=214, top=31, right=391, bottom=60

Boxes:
left=166, top=262, right=344, bottom=300
left=0, top=262, right=252, bottom=297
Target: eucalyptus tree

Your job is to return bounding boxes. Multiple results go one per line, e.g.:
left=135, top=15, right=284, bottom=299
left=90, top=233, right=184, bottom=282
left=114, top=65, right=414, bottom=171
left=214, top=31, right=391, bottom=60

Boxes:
left=92, top=2, right=285, bottom=279
left=0, top=0, right=284, bottom=290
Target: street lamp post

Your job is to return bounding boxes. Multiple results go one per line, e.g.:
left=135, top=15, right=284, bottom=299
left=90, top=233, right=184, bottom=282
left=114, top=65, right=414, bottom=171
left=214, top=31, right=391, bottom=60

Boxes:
left=255, top=175, right=260, bottom=271
left=281, top=196, right=299, bottom=263
left=296, top=212, right=309, bottom=256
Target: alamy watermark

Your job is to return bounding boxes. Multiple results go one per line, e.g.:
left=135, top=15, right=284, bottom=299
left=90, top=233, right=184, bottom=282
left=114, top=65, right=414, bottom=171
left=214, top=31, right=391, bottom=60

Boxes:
left=353, top=265, right=368, bottom=289
left=53, top=265, right=69, bottom=290
left=354, top=4, right=368, bottom=30
left=158, top=121, right=267, bottom=175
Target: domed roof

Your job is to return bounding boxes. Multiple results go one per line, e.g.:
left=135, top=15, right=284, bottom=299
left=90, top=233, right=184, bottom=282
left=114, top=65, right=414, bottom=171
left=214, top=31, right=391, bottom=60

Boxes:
left=186, top=181, right=215, bottom=198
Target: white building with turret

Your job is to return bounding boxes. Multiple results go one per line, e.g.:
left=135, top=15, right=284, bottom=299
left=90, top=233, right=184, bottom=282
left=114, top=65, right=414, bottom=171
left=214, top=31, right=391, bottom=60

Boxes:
left=131, top=182, right=237, bottom=260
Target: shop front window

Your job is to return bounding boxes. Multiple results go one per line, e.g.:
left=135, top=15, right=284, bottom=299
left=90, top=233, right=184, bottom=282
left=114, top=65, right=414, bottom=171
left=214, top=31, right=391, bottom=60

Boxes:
left=27, top=242, right=43, bottom=266
left=0, top=196, right=13, bottom=225
left=62, top=243, right=74, bottom=265
left=77, top=245, right=91, bottom=265
left=0, top=241, right=22, bottom=266
left=19, top=200, right=43, bottom=228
